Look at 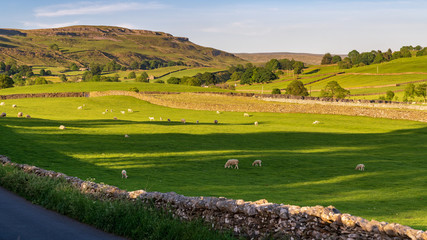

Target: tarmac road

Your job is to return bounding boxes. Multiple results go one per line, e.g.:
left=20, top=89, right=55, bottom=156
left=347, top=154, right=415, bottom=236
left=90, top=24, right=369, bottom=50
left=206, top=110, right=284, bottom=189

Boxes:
left=0, top=186, right=125, bottom=240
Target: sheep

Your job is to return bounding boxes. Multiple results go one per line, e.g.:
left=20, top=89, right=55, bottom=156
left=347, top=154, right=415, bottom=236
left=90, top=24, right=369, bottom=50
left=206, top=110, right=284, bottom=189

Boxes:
left=113, top=117, right=118, bottom=120
left=243, top=113, right=250, bottom=117
left=77, top=106, right=83, bottom=110
left=124, top=134, right=129, bottom=138
left=0, top=112, right=6, bottom=117
left=196, top=120, right=199, bottom=124
left=121, top=170, right=128, bottom=178
left=0, top=102, right=4, bottom=106
left=216, top=111, right=221, bottom=114
left=214, top=120, right=218, bottom=124
left=181, top=119, right=186, bottom=124
left=128, top=109, right=133, bottom=113
left=17, top=112, right=23, bottom=118
left=252, top=160, right=262, bottom=167
left=224, top=159, right=239, bottom=169
left=12, top=104, right=17, bottom=108
left=149, top=117, right=155, bottom=121
left=102, top=112, right=106, bottom=114
left=120, top=111, right=125, bottom=114
left=355, top=164, right=365, bottom=171
left=159, top=117, right=163, bottom=121
left=313, top=120, right=320, bottom=124
left=254, top=121, right=259, bottom=126
left=168, top=118, right=171, bottom=122
left=26, top=115, right=31, bottom=118
left=59, top=125, right=66, bottom=130
left=105, top=109, right=109, bottom=112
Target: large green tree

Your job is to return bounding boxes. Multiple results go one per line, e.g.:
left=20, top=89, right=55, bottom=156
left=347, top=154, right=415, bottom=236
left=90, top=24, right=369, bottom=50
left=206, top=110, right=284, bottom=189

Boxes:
left=320, top=81, right=350, bottom=99
left=415, top=83, right=427, bottom=101
left=321, top=53, right=333, bottom=65
left=285, top=80, right=309, bottom=96
left=0, top=74, right=14, bottom=89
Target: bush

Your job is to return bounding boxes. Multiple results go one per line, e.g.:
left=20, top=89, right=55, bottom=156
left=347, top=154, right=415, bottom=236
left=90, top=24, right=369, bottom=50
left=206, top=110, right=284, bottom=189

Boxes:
left=271, top=88, right=281, bottom=94
left=129, top=87, right=139, bottom=93
left=154, top=79, right=165, bottom=84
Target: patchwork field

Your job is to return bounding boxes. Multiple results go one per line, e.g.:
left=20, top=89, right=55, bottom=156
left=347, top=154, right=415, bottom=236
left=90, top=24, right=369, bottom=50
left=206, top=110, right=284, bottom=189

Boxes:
left=0, top=94, right=426, bottom=231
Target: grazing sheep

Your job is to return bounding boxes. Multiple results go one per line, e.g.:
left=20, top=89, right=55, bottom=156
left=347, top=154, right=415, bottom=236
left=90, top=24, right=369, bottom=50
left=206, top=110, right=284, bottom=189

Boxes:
left=243, top=113, right=250, bottom=117
left=355, top=164, right=365, bottom=171
left=121, top=170, right=128, bottom=178
left=149, top=117, right=155, bottom=121
left=26, top=115, right=31, bottom=118
left=159, top=117, right=163, bottom=121
left=254, top=121, right=259, bottom=126
left=214, top=120, right=218, bottom=124
left=128, top=109, right=133, bottom=113
left=59, top=125, right=66, bottom=130
left=124, top=134, right=129, bottom=138
left=181, top=119, right=186, bottom=124
left=105, top=109, right=109, bottom=112
left=102, top=112, right=106, bottom=114
left=0, top=102, right=4, bottom=106
left=120, top=111, right=125, bottom=114
left=77, top=106, right=83, bottom=110
left=313, top=120, right=320, bottom=124
left=252, top=160, right=262, bottom=167
left=113, top=117, right=118, bottom=120
left=12, top=104, right=17, bottom=108
left=216, top=111, right=221, bottom=114
left=196, top=120, right=199, bottom=124
left=168, top=118, right=171, bottom=122
left=224, top=159, right=239, bottom=169
left=17, top=112, right=23, bottom=117
left=0, top=112, right=6, bottom=117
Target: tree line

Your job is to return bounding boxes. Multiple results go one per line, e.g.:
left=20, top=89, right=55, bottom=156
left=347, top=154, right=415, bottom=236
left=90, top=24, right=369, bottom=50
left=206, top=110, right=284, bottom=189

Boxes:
left=321, top=45, right=427, bottom=69
left=0, top=59, right=53, bottom=89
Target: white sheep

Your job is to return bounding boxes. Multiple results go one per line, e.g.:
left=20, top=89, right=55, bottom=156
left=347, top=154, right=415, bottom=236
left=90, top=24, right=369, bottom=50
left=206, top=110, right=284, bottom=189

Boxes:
left=121, top=170, right=128, bottom=178
left=216, top=111, right=221, bottom=114
left=243, top=113, right=250, bottom=117
left=159, top=117, right=163, bottom=121
left=120, top=111, right=125, bottom=114
left=313, top=120, right=320, bottom=124
left=355, top=164, right=365, bottom=171
left=128, top=109, right=133, bottom=113
left=102, top=112, right=106, bottom=114
left=0, top=102, right=4, bottom=106
left=77, top=106, right=83, bottom=110
left=224, top=159, right=239, bottom=169
left=17, top=112, right=23, bottom=118
left=254, top=121, right=259, bottom=126
left=124, top=134, right=129, bottom=138
left=12, top=104, right=17, bottom=108
left=181, top=119, right=186, bottom=124
left=0, top=112, right=6, bottom=117
left=252, top=160, right=262, bottom=167
left=149, top=117, right=155, bottom=121
left=59, top=125, right=66, bottom=130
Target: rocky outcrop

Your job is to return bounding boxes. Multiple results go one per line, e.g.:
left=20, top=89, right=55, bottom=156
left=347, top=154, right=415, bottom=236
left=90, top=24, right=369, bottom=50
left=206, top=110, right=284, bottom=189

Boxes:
left=1, top=155, right=425, bottom=240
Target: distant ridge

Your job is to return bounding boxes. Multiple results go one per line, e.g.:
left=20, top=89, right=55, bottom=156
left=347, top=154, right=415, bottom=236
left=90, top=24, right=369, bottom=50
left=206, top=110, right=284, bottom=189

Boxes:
left=235, top=52, right=326, bottom=65
left=0, top=25, right=245, bottom=67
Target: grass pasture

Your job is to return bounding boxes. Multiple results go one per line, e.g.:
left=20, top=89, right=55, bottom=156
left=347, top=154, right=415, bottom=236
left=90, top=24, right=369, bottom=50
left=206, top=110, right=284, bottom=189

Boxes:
left=0, top=95, right=426, bottom=230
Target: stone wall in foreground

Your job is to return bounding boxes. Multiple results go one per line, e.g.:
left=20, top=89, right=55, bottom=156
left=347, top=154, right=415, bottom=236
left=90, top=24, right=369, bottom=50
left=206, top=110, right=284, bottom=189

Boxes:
left=1, top=155, right=426, bottom=240
left=0, top=92, right=88, bottom=99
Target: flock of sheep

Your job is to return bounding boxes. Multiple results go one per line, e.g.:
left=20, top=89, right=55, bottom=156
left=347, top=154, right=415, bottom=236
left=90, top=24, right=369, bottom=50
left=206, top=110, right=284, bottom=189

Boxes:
left=0, top=102, right=31, bottom=118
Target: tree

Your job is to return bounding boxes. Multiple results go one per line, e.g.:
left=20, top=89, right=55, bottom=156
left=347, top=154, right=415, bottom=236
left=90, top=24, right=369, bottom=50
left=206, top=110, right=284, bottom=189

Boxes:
left=50, top=44, right=59, bottom=51
left=348, top=50, right=360, bottom=64
left=321, top=53, right=333, bottom=65
left=70, top=63, right=79, bottom=71
left=130, top=61, right=139, bottom=70
left=400, top=46, right=412, bottom=58
left=89, top=63, right=102, bottom=75
left=293, top=62, right=304, bottom=74
left=359, top=52, right=375, bottom=65
left=136, top=72, right=148, bottom=82
left=386, top=90, right=395, bottom=101
left=415, top=83, right=427, bottom=101
left=34, top=77, right=48, bottom=85
left=59, top=74, right=67, bottom=82
left=39, top=69, right=46, bottom=76
left=167, top=77, right=181, bottom=84
left=128, top=71, right=136, bottom=79
left=285, top=80, right=308, bottom=96
left=0, top=61, right=5, bottom=72
left=0, top=74, right=14, bottom=89
left=265, top=59, right=280, bottom=71
left=373, top=52, right=384, bottom=64
left=338, top=57, right=352, bottom=69
left=331, top=55, right=342, bottom=64
left=271, top=88, right=281, bottom=94
left=320, top=81, right=350, bottom=99
left=404, top=83, right=416, bottom=100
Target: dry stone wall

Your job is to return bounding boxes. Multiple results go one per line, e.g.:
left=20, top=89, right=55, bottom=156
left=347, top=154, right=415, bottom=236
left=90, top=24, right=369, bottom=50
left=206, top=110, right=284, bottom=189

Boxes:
left=0, top=92, right=88, bottom=99
left=1, top=155, right=426, bottom=240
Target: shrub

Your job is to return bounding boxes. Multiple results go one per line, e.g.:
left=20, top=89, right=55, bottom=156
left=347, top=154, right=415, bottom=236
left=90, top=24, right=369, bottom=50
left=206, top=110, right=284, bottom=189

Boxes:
left=154, top=79, right=165, bottom=84
left=129, top=87, right=139, bottom=93
left=271, top=88, right=281, bottom=94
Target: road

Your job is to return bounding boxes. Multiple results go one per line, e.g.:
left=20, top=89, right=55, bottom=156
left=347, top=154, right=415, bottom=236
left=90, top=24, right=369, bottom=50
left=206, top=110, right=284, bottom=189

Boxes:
left=0, top=187, right=125, bottom=240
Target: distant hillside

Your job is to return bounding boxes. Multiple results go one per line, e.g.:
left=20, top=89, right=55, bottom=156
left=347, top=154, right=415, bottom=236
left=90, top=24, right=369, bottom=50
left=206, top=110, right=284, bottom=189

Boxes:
left=0, top=25, right=245, bottom=67
left=235, top=52, right=327, bottom=65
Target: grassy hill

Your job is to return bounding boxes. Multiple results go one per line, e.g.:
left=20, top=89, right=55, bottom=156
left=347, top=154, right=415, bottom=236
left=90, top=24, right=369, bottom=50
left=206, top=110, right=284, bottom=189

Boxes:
left=235, top=52, right=326, bottom=65
left=0, top=26, right=246, bottom=68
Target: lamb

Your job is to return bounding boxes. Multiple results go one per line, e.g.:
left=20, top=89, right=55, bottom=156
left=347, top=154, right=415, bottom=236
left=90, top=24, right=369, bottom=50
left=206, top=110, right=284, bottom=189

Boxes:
left=254, top=121, right=259, bottom=126
left=121, top=170, right=128, bottom=178
left=128, top=109, right=133, bottom=113
left=17, top=112, right=23, bottom=117
left=181, top=119, right=186, bottom=124
left=12, top=104, right=17, bottom=108
left=59, top=125, right=66, bottom=130
left=355, top=164, right=365, bottom=171
left=149, top=117, right=155, bottom=121
left=252, top=160, right=262, bottom=167
left=224, top=159, right=239, bottom=169
left=313, top=120, right=320, bottom=124
left=243, top=113, right=250, bottom=117
left=120, top=111, right=125, bottom=114
left=77, top=106, right=83, bottom=110
left=0, top=102, right=4, bottom=106
left=0, top=112, right=6, bottom=117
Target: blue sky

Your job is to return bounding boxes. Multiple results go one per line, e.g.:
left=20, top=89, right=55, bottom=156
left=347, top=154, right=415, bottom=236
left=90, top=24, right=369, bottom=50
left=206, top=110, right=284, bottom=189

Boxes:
left=1, top=0, right=427, bottom=54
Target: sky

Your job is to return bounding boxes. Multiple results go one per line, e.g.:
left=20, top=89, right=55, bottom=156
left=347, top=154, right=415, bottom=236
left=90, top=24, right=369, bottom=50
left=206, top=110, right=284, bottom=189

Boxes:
left=1, top=0, right=427, bottom=54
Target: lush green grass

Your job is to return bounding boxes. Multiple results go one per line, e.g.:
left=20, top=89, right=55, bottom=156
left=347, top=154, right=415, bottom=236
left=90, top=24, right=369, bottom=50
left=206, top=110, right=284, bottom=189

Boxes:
left=0, top=96, right=425, bottom=230
left=0, top=82, right=230, bottom=95
left=345, top=56, right=427, bottom=74
left=0, top=164, right=236, bottom=240
left=157, top=68, right=224, bottom=80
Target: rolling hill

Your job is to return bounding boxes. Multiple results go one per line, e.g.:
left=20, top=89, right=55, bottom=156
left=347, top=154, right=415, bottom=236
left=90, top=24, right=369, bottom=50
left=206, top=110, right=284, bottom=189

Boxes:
left=0, top=25, right=246, bottom=68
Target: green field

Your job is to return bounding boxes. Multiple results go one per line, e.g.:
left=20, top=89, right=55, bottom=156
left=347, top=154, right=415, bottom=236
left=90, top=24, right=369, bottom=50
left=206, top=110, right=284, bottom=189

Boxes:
left=0, top=95, right=425, bottom=230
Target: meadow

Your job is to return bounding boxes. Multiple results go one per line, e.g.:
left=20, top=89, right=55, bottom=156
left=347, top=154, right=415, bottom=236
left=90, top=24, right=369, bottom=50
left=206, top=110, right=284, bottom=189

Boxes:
left=0, top=95, right=426, bottom=231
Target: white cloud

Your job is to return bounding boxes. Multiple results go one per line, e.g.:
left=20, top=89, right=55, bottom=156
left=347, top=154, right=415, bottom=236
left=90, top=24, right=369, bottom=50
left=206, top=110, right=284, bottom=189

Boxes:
left=23, top=21, right=80, bottom=29
left=35, top=1, right=166, bottom=17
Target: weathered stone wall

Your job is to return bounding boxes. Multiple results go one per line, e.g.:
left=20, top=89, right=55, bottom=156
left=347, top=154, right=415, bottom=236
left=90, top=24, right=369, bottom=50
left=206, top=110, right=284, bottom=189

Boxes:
left=1, top=155, right=426, bottom=240
left=0, top=92, right=88, bottom=99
